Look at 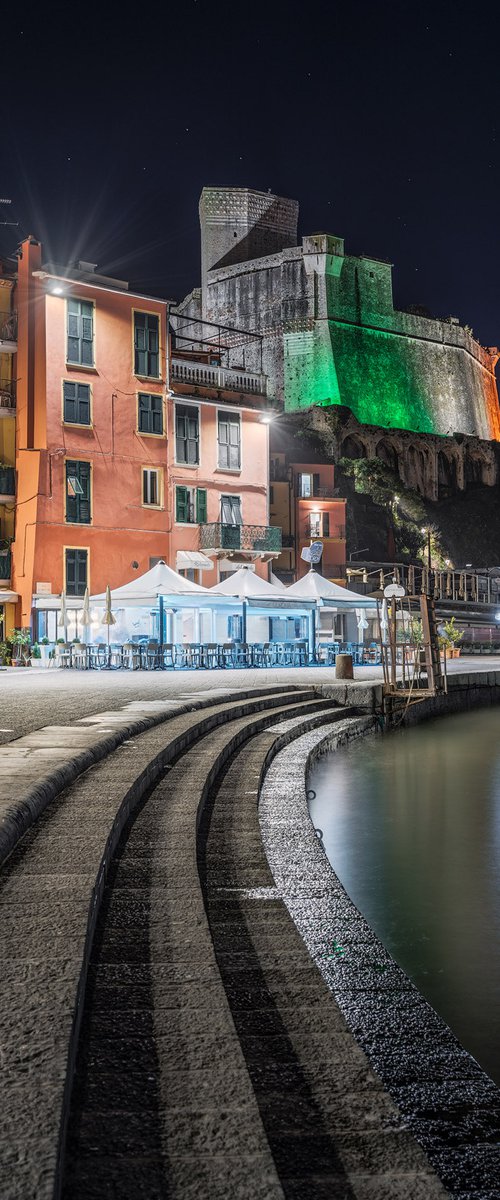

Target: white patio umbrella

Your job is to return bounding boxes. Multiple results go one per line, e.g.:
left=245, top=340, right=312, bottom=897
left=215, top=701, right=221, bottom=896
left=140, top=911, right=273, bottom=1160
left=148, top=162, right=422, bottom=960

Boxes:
left=80, top=587, right=91, bottom=642
left=91, top=561, right=216, bottom=652
left=58, top=589, right=67, bottom=641
left=101, top=584, right=116, bottom=662
left=270, top=571, right=287, bottom=591
left=356, top=608, right=369, bottom=639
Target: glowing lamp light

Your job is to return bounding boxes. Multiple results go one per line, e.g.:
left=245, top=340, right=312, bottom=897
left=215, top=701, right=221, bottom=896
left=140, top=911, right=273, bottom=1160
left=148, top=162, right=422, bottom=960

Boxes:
left=495, top=613, right=500, bottom=622
left=51, top=285, right=64, bottom=295
left=260, top=414, right=273, bottom=424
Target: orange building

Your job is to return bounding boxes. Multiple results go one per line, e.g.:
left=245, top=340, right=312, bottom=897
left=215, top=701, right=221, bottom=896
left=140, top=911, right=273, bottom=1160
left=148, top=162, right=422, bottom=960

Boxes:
left=11, top=238, right=278, bottom=640
left=270, top=446, right=347, bottom=584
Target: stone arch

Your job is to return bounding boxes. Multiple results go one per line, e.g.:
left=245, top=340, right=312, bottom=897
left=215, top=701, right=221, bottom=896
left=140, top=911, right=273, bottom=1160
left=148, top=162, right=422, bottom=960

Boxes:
left=406, top=444, right=427, bottom=495
left=437, top=450, right=458, bottom=496
left=341, top=435, right=367, bottom=459
left=375, top=438, right=399, bottom=473
left=464, top=452, right=488, bottom=485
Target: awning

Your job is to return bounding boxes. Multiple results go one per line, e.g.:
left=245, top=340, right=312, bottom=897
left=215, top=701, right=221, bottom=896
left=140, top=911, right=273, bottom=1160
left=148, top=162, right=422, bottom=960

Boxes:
left=176, top=551, right=214, bottom=572
left=0, top=590, right=18, bottom=604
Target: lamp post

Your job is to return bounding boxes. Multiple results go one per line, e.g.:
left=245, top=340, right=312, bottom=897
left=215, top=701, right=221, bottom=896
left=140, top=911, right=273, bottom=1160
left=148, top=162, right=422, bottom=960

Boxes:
left=421, top=527, right=432, bottom=572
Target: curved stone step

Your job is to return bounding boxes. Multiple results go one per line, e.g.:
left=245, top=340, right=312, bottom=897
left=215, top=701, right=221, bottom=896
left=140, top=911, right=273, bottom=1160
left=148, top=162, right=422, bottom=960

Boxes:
left=0, top=685, right=308, bottom=867
left=1, top=690, right=341, bottom=1200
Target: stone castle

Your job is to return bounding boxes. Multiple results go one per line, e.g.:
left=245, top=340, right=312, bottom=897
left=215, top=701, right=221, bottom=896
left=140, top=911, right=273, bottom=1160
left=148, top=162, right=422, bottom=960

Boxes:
left=177, top=187, right=500, bottom=500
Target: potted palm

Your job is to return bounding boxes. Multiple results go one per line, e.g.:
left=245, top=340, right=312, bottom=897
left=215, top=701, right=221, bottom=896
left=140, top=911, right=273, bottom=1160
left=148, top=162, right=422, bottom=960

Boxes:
left=439, top=617, right=464, bottom=659
left=10, top=628, right=32, bottom=666
left=39, top=636, right=51, bottom=667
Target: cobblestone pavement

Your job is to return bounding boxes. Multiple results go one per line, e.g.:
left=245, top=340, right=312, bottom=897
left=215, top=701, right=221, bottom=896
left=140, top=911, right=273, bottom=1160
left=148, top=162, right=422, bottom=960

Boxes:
left=0, top=658, right=494, bottom=746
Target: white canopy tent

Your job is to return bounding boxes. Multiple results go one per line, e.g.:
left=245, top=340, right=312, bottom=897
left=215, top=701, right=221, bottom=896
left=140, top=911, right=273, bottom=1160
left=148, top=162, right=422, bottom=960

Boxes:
left=209, top=566, right=317, bottom=654
left=209, top=567, right=286, bottom=599
left=286, top=570, right=377, bottom=609
left=90, top=560, right=228, bottom=646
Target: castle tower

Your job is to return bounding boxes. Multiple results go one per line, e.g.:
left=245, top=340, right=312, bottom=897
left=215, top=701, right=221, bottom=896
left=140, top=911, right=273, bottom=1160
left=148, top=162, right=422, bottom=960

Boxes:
left=199, top=187, right=299, bottom=306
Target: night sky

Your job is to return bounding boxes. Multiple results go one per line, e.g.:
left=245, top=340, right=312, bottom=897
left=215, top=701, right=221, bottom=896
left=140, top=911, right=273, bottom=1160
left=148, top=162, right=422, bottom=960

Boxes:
left=2, top=1, right=499, bottom=344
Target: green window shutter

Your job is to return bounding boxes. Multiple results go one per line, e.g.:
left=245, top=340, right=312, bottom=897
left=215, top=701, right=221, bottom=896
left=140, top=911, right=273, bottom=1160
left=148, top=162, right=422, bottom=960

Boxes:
left=176, top=486, right=188, bottom=522
left=196, top=489, right=207, bottom=523
left=63, top=381, right=77, bottom=422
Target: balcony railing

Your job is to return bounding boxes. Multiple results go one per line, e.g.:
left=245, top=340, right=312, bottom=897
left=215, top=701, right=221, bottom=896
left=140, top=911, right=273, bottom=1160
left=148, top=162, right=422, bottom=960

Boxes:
left=0, top=380, right=16, bottom=411
left=171, top=356, right=267, bottom=396
left=200, top=523, right=282, bottom=554
left=297, top=486, right=340, bottom=499
left=305, top=523, right=346, bottom=539
left=0, top=466, right=15, bottom=496
left=0, top=312, right=17, bottom=346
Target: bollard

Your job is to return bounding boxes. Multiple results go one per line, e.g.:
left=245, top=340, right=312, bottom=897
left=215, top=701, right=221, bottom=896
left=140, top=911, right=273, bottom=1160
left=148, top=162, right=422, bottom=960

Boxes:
left=335, top=653, right=353, bottom=680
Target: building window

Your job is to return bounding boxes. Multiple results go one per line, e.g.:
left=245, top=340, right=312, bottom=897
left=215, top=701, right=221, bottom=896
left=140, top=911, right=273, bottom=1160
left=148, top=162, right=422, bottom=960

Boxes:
left=66, top=461, right=91, bottom=524
left=138, top=392, right=163, bottom=435
left=63, top=381, right=91, bottom=425
left=218, top=410, right=241, bottom=470
left=176, top=486, right=207, bottom=524
left=308, top=512, right=321, bottom=537
left=143, top=467, right=161, bottom=506
left=175, top=404, right=199, bottom=465
left=65, top=548, right=88, bottom=596
left=221, top=494, right=242, bottom=525
left=298, top=472, right=312, bottom=498
left=67, top=298, right=94, bottom=366
left=134, top=312, right=159, bottom=378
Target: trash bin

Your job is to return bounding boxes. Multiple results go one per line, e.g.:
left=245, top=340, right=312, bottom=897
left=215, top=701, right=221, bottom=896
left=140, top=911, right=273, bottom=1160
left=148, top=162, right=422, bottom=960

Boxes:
left=335, top=653, right=353, bottom=680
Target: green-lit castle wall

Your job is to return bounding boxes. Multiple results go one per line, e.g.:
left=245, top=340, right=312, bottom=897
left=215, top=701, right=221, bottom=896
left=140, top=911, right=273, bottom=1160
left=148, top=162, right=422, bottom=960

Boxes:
left=178, top=188, right=500, bottom=442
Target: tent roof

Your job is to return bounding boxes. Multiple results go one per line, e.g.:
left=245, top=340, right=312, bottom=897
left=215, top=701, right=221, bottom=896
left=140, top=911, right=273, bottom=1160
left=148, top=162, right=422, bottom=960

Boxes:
left=209, top=567, right=287, bottom=599
left=286, top=571, right=376, bottom=608
left=91, top=560, right=209, bottom=604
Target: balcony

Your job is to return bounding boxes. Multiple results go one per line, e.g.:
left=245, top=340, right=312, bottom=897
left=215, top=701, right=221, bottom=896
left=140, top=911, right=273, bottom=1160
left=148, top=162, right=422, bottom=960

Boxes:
left=296, top=485, right=340, bottom=499
left=0, top=312, right=17, bottom=353
left=0, top=466, right=15, bottom=498
left=200, top=523, right=282, bottom=555
left=305, top=523, right=346, bottom=540
left=0, top=380, right=16, bottom=414
left=171, top=356, right=267, bottom=397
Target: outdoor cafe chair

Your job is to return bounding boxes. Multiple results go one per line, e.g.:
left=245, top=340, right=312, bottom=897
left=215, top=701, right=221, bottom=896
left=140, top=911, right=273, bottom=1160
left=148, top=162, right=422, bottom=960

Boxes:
left=261, top=642, right=276, bottom=667
left=172, top=643, right=187, bottom=669
left=251, top=643, right=264, bottom=667
left=162, top=644, right=175, bottom=669
left=292, top=640, right=308, bottom=667
left=55, top=643, right=72, bottom=668
left=204, top=643, right=219, bottom=670
left=122, top=642, right=141, bottom=670
left=234, top=643, right=251, bottom=668
left=72, top=643, right=89, bottom=670
left=142, top=641, right=161, bottom=670
left=221, top=642, right=236, bottom=668
left=88, top=644, right=108, bottom=670
left=185, top=643, right=203, bottom=669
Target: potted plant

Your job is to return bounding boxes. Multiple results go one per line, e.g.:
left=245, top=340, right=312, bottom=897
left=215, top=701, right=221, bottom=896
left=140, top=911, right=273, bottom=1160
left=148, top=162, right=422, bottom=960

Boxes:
left=0, top=641, right=12, bottom=666
left=10, top=628, right=32, bottom=666
left=30, top=643, right=42, bottom=666
left=39, top=636, right=51, bottom=667
left=439, top=617, right=464, bottom=659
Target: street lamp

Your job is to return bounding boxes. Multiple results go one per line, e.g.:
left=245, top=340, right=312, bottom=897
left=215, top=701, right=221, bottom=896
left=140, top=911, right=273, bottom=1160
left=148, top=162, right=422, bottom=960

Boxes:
left=421, top=527, right=431, bottom=571
left=349, top=547, right=369, bottom=561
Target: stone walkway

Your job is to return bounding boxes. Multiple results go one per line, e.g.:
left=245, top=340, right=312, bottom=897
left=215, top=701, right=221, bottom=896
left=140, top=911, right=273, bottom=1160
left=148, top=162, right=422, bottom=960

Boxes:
left=0, top=657, right=494, bottom=745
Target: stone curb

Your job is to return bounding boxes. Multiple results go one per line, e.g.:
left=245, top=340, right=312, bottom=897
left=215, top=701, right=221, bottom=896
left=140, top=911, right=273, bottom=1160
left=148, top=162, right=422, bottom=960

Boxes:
left=259, top=717, right=500, bottom=1199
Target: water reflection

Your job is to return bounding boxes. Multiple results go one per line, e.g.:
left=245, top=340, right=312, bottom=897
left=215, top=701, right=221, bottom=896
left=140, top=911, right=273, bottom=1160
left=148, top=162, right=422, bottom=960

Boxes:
left=309, top=709, right=500, bottom=1084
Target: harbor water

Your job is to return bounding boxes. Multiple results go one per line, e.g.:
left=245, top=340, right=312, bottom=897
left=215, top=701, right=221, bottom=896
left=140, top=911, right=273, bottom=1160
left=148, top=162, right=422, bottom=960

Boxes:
left=308, top=708, right=500, bottom=1085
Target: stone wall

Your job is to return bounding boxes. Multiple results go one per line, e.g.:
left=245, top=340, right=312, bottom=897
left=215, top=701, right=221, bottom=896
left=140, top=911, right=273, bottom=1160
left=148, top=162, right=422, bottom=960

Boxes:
left=305, top=404, right=498, bottom=500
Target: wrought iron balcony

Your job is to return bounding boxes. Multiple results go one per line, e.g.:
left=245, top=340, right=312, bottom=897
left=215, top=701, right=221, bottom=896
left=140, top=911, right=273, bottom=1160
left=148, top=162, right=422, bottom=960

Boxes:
left=0, top=466, right=15, bottom=496
left=171, top=356, right=267, bottom=396
left=0, top=312, right=17, bottom=348
left=0, top=380, right=16, bottom=411
left=296, top=485, right=340, bottom=499
left=200, top=522, right=282, bottom=554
